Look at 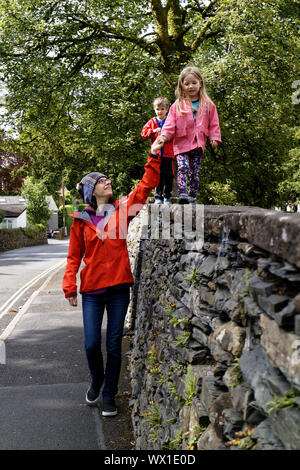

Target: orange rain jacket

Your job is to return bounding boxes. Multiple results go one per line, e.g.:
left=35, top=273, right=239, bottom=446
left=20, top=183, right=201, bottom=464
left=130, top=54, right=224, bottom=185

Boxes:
left=62, top=153, right=160, bottom=298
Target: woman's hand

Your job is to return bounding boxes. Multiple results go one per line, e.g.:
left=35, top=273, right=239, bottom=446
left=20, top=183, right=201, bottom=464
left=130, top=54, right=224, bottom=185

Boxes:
left=210, top=140, right=219, bottom=149
left=157, top=135, right=168, bottom=144
left=151, top=138, right=164, bottom=155
left=68, top=295, right=78, bottom=307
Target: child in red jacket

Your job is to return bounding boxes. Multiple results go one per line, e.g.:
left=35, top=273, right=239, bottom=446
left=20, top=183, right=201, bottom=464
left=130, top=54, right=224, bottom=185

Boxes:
left=141, top=97, right=175, bottom=204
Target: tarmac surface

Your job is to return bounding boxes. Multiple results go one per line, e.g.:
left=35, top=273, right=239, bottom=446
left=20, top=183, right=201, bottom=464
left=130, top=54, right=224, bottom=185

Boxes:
left=0, top=264, right=133, bottom=451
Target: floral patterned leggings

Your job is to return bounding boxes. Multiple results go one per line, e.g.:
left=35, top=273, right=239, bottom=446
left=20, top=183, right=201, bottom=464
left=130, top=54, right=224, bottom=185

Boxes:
left=176, top=148, right=203, bottom=198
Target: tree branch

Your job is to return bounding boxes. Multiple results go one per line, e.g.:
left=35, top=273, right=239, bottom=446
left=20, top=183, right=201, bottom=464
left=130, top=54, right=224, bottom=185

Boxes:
left=191, top=6, right=221, bottom=51
left=150, top=0, right=168, bottom=42
left=201, top=0, right=220, bottom=18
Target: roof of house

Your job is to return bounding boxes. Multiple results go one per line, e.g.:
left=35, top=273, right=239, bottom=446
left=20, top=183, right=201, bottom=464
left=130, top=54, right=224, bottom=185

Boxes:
left=0, top=204, right=26, bottom=218
left=0, top=195, right=58, bottom=219
left=0, top=196, right=26, bottom=205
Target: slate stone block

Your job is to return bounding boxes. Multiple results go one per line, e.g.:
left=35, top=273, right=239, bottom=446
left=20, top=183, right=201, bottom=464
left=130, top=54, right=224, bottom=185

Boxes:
left=243, top=401, right=266, bottom=425
left=200, top=376, right=226, bottom=412
left=243, top=296, right=264, bottom=318
left=269, top=406, right=300, bottom=450
left=192, top=327, right=208, bottom=346
left=183, top=347, right=208, bottom=364
left=230, top=383, right=254, bottom=414
left=257, top=294, right=289, bottom=317
left=274, top=301, right=296, bottom=328
left=248, top=277, right=274, bottom=300
left=251, top=419, right=285, bottom=450
left=222, top=408, right=244, bottom=439
left=239, top=345, right=283, bottom=413
left=197, top=255, right=217, bottom=277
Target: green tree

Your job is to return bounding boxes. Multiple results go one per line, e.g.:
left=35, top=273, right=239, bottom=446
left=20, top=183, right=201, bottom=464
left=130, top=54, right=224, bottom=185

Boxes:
left=278, top=126, right=300, bottom=208
left=22, top=176, right=52, bottom=227
left=0, top=0, right=299, bottom=207
left=193, top=0, right=300, bottom=207
left=0, top=143, right=29, bottom=195
left=0, top=1, right=223, bottom=197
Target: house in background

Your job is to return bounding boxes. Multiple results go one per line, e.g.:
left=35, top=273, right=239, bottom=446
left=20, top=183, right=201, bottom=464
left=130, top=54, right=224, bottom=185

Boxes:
left=0, top=196, right=26, bottom=229
left=0, top=195, right=58, bottom=230
left=46, top=196, right=59, bottom=231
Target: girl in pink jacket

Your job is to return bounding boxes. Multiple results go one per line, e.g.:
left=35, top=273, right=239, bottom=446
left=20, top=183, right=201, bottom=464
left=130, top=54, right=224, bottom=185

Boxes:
left=156, top=66, right=222, bottom=204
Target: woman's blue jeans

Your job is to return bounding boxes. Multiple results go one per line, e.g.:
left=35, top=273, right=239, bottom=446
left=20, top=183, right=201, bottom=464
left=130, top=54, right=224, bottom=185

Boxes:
left=81, top=287, right=130, bottom=402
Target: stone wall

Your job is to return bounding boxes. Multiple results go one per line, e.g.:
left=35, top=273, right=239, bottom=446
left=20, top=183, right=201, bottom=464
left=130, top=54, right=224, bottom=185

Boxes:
left=129, top=205, right=300, bottom=451
left=0, top=227, right=48, bottom=252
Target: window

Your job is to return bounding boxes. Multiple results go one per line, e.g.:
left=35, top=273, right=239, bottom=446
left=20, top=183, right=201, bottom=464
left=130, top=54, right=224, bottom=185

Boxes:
left=0, top=219, right=13, bottom=229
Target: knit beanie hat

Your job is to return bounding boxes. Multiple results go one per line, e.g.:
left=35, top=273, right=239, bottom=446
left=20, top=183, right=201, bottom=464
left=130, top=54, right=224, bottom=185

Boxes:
left=76, top=172, right=107, bottom=204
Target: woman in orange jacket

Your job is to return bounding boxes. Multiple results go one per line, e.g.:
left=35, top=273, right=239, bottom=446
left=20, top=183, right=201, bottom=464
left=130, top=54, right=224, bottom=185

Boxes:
left=63, top=145, right=161, bottom=416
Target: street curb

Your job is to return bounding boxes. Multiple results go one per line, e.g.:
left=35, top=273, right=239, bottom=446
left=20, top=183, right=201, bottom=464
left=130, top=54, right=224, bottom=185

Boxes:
left=0, top=260, right=66, bottom=362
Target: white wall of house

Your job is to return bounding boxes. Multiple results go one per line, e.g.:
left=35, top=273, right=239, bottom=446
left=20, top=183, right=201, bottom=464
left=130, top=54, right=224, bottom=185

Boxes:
left=0, top=195, right=59, bottom=230
left=15, top=209, right=27, bottom=228
left=0, top=210, right=26, bottom=229
left=46, top=196, right=59, bottom=230
left=48, top=211, right=58, bottom=231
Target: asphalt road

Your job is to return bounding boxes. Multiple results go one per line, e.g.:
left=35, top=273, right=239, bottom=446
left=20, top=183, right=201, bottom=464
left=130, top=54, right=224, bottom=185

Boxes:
left=0, top=239, right=69, bottom=335
left=0, top=238, right=69, bottom=303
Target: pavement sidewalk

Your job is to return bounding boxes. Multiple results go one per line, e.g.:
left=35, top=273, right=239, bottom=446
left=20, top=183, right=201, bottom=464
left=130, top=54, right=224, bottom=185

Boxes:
left=0, top=264, right=133, bottom=450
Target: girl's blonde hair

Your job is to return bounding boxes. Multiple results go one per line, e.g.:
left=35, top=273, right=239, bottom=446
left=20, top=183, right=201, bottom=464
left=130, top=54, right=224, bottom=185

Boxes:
left=175, top=66, right=210, bottom=114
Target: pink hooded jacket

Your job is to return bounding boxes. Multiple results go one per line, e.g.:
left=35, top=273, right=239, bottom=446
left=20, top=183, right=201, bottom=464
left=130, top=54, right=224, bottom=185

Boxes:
left=161, top=97, right=221, bottom=155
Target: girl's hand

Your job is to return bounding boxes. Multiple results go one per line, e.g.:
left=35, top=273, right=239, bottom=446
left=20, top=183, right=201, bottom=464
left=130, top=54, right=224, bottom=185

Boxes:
left=211, top=140, right=218, bottom=149
left=68, top=295, right=78, bottom=307
left=153, top=127, right=161, bottom=134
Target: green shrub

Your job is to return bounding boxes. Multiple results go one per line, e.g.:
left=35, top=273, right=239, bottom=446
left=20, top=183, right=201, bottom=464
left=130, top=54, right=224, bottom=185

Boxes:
left=182, top=365, right=197, bottom=406
left=22, top=224, right=45, bottom=239
left=22, top=177, right=52, bottom=226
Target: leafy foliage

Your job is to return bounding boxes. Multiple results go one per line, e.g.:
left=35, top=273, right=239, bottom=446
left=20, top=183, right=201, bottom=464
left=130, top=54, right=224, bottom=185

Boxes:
left=182, top=364, right=197, bottom=405
left=21, top=223, right=45, bottom=239
left=266, top=388, right=300, bottom=414
left=0, top=144, right=29, bottom=194
left=22, top=176, right=52, bottom=226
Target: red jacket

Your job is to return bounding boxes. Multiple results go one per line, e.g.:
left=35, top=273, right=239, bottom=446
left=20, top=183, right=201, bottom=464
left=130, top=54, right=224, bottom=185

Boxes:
left=141, top=117, right=175, bottom=159
left=62, top=153, right=160, bottom=298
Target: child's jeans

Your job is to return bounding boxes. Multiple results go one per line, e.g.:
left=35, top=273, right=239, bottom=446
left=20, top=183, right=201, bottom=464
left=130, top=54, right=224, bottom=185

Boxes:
left=81, top=287, right=130, bottom=401
left=176, top=148, right=203, bottom=198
